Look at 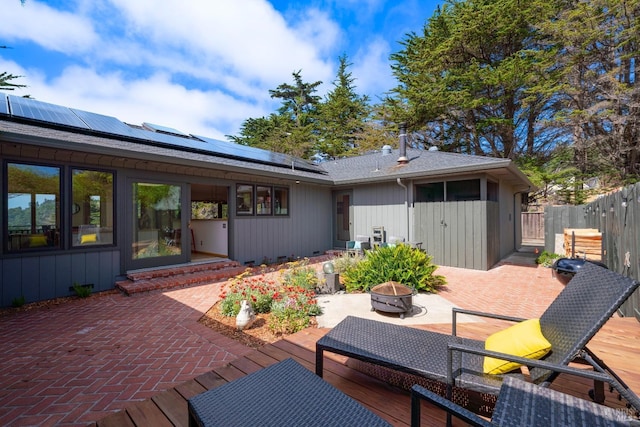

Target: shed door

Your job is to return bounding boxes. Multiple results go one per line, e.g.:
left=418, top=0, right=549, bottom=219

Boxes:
left=416, top=201, right=492, bottom=270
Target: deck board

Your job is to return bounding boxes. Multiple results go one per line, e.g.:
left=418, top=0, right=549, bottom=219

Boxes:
left=125, top=399, right=173, bottom=427
left=96, top=316, right=640, bottom=427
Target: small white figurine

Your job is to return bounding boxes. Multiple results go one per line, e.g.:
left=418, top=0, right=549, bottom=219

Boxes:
left=235, top=299, right=256, bottom=330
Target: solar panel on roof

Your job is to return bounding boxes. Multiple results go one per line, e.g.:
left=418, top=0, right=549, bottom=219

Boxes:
left=8, top=95, right=90, bottom=129
left=3, top=95, right=323, bottom=174
left=194, top=134, right=322, bottom=172
left=70, top=108, right=140, bottom=138
left=0, top=94, right=8, bottom=115
left=142, top=122, right=188, bottom=136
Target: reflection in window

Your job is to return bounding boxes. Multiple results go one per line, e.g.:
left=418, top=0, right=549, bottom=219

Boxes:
left=72, top=169, right=115, bottom=246
left=6, top=163, right=60, bottom=251
left=274, top=187, right=289, bottom=215
left=447, top=179, right=481, bottom=201
left=416, top=182, right=444, bottom=202
left=236, top=184, right=253, bottom=215
left=132, top=183, right=182, bottom=259
left=256, top=186, right=272, bottom=215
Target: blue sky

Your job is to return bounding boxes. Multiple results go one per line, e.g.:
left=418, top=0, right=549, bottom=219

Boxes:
left=1, top=0, right=442, bottom=140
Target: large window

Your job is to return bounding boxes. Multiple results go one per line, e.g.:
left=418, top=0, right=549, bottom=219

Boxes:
left=235, top=184, right=289, bottom=217
left=6, top=163, right=61, bottom=251
left=415, top=182, right=444, bottom=202
left=256, top=186, right=272, bottom=215
left=447, top=179, right=481, bottom=201
left=72, top=169, right=115, bottom=246
left=132, top=182, right=182, bottom=260
left=274, top=187, right=289, bottom=215
left=236, top=184, right=254, bottom=215
left=416, top=179, right=483, bottom=202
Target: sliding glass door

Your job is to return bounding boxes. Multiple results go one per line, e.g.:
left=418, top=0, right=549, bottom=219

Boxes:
left=128, top=180, right=186, bottom=270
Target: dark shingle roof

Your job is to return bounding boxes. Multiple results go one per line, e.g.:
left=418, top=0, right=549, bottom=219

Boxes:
left=321, top=148, right=531, bottom=189
left=0, top=95, right=532, bottom=189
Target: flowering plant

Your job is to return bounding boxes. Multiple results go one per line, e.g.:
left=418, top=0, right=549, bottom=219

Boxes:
left=218, top=266, right=322, bottom=335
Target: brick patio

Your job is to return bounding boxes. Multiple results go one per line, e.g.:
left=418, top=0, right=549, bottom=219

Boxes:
left=0, top=246, right=577, bottom=426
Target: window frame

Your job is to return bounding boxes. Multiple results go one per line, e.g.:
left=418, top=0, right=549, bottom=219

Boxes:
left=235, top=184, right=254, bottom=216
left=5, top=161, right=62, bottom=253
left=70, top=167, right=116, bottom=248
left=256, top=185, right=273, bottom=216
left=274, top=186, right=290, bottom=216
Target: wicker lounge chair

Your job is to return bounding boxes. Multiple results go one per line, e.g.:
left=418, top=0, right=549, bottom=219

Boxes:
left=316, top=262, right=640, bottom=416
left=411, top=372, right=639, bottom=426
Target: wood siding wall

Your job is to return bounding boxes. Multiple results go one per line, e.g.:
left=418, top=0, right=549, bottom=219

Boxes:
left=414, top=201, right=499, bottom=270
left=544, top=182, right=640, bottom=320
left=522, top=212, right=545, bottom=240
left=1, top=250, right=120, bottom=306
left=231, top=183, right=332, bottom=265
left=349, top=182, right=407, bottom=243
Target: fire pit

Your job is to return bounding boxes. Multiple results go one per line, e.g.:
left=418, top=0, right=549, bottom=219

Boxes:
left=370, top=281, right=413, bottom=319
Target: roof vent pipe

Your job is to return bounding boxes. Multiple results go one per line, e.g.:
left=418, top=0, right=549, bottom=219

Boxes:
left=398, top=123, right=408, bottom=164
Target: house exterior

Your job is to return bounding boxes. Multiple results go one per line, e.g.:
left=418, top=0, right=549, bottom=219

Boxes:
left=0, top=95, right=533, bottom=307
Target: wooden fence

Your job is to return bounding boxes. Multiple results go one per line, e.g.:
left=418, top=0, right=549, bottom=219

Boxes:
left=521, top=212, right=544, bottom=240
left=544, top=182, right=640, bottom=320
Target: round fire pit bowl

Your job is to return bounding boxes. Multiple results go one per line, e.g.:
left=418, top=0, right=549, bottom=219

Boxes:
left=370, top=281, right=414, bottom=319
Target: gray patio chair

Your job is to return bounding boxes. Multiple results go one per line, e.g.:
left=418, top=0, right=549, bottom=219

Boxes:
left=316, top=262, right=640, bottom=416
left=346, top=234, right=371, bottom=256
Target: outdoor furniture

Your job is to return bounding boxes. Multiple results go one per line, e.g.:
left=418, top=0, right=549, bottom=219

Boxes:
left=372, top=226, right=385, bottom=246
left=316, top=262, right=640, bottom=416
left=346, top=234, right=371, bottom=256
left=188, top=358, right=391, bottom=427
left=411, top=374, right=637, bottom=427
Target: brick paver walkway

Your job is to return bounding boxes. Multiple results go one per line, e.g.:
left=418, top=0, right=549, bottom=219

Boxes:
left=0, top=247, right=565, bottom=426
left=0, top=281, right=251, bottom=426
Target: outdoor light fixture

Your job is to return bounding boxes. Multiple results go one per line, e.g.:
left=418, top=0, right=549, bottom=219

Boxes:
left=622, top=198, right=628, bottom=208
left=610, top=204, right=615, bottom=213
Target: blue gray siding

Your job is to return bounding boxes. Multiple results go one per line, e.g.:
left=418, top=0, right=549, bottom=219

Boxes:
left=1, top=250, right=120, bottom=306
left=231, top=183, right=332, bottom=265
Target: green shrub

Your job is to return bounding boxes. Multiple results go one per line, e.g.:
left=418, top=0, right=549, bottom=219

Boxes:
left=269, top=299, right=311, bottom=335
left=332, top=252, right=363, bottom=274
left=280, top=259, right=319, bottom=291
left=72, top=283, right=92, bottom=298
left=342, top=244, right=446, bottom=293
left=11, top=295, right=26, bottom=308
left=536, top=250, right=562, bottom=267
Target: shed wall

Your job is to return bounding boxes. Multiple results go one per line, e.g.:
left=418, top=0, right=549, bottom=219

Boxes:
left=349, top=182, right=407, bottom=243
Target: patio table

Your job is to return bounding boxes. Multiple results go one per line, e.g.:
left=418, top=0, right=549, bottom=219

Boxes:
left=188, top=358, right=391, bottom=427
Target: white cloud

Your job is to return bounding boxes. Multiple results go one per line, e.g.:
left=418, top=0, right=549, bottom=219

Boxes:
left=103, top=0, right=335, bottom=88
left=352, top=38, right=395, bottom=100
left=0, top=1, right=98, bottom=53
left=2, top=0, right=403, bottom=140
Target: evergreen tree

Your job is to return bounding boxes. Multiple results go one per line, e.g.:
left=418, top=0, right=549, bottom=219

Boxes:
left=386, top=0, right=561, bottom=160
left=315, top=55, right=371, bottom=159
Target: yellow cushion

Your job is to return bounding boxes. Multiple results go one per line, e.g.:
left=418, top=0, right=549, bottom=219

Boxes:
left=29, top=235, right=48, bottom=247
left=80, top=233, right=97, bottom=244
left=483, top=318, right=551, bottom=375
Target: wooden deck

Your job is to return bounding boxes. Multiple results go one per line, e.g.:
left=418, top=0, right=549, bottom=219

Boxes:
left=93, top=317, right=640, bottom=426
